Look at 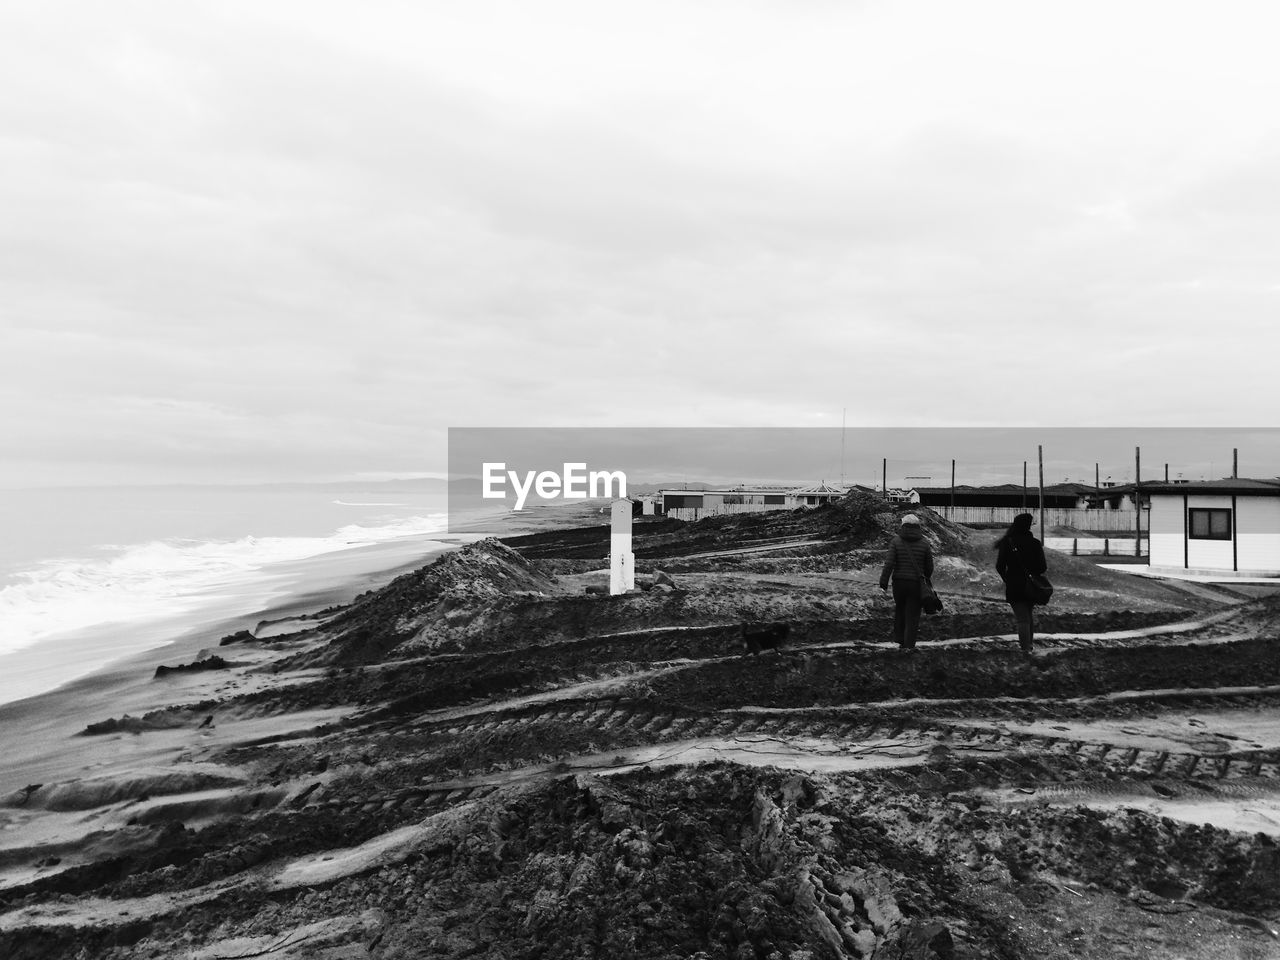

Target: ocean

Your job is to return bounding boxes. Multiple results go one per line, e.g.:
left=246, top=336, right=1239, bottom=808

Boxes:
left=0, top=480, right=479, bottom=707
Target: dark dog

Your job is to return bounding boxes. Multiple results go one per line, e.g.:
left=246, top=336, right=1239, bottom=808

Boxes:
left=742, top=621, right=790, bottom=656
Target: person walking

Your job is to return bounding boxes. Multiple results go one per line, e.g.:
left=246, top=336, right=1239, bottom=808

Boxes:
left=995, top=512, right=1048, bottom=658
left=879, top=514, right=934, bottom=653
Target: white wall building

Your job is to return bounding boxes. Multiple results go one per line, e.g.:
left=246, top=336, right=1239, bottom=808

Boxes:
left=658, top=483, right=863, bottom=520
left=1146, top=479, right=1280, bottom=576
left=659, top=485, right=793, bottom=515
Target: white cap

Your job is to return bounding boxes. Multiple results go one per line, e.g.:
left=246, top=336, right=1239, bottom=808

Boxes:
left=901, top=513, right=921, bottom=525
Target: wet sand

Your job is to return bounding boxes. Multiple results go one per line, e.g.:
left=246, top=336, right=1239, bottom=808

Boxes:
left=0, top=501, right=604, bottom=804
left=0, top=535, right=454, bottom=797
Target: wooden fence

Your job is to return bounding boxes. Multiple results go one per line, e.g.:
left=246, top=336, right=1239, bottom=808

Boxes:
left=1045, top=536, right=1146, bottom=557
left=935, top=506, right=1144, bottom=532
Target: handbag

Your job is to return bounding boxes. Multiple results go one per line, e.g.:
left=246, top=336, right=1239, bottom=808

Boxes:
left=1010, top=540, right=1053, bottom=605
left=900, top=539, right=943, bottom=614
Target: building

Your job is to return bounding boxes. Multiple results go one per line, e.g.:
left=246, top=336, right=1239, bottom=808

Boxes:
left=658, top=482, right=869, bottom=519
left=659, top=485, right=793, bottom=515
left=913, top=483, right=1094, bottom=510
left=884, top=488, right=921, bottom=505
left=906, top=481, right=1143, bottom=531
left=1145, top=478, right=1280, bottom=576
left=787, top=481, right=855, bottom=507
left=1084, top=483, right=1143, bottom=511
left=1084, top=480, right=1190, bottom=511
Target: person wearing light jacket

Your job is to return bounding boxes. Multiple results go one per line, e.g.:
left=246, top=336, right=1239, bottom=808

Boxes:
left=879, top=514, right=934, bottom=652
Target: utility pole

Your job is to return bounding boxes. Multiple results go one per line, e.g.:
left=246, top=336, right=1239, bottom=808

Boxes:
left=1022, top=461, right=1028, bottom=509
left=1038, top=445, right=1045, bottom=541
left=840, top=408, right=846, bottom=487
left=882, top=458, right=887, bottom=499
left=1233, top=448, right=1238, bottom=479
left=950, top=459, right=955, bottom=519
left=1135, top=446, right=1142, bottom=556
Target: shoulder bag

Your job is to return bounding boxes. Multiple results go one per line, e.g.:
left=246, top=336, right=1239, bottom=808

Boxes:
left=1010, top=539, right=1053, bottom=605
left=901, top=539, right=943, bottom=615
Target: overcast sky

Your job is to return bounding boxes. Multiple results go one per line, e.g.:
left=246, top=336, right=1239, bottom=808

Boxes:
left=4, top=1, right=1279, bottom=487
left=449, top=427, right=1280, bottom=494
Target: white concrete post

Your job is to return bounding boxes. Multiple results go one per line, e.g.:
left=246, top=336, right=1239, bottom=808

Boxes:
left=610, top=498, right=634, bottom=595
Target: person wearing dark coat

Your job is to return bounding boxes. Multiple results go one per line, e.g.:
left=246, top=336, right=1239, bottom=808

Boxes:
left=879, top=514, right=934, bottom=652
left=994, top=512, right=1048, bottom=656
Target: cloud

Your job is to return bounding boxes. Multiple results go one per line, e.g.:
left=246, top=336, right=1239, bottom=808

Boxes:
left=3, top=1, right=1280, bottom=485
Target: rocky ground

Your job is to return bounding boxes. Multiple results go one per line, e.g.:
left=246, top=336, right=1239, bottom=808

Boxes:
left=2, top=494, right=1280, bottom=959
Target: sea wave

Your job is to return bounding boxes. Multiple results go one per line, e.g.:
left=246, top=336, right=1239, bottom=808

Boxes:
left=332, top=500, right=409, bottom=507
left=0, top=513, right=448, bottom=658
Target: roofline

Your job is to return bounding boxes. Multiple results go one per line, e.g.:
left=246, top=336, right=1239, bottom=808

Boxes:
left=656, top=485, right=852, bottom=495
left=1145, top=491, right=1280, bottom=498
left=1141, top=478, right=1280, bottom=495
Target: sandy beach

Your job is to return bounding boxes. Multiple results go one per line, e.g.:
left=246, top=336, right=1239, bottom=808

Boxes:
left=0, top=534, right=462, bottom=810
left=0, top=501, right=599, bottom=792
left=2, top=496, right=1279, bottom=959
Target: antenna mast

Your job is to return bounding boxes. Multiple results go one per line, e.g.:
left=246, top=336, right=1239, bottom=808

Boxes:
left=840, top=408, right=846, bottom=487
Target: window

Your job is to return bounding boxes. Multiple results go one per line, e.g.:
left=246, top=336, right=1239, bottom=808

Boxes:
left=664, top=494, right=704, bottom=509
left=1188, top=507, right=1232, bottom=540
left=764, top=495, right=785, bottom=505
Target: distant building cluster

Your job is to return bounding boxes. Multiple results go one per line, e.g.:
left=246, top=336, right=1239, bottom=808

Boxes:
left=648, top=479, right=1146, bottom=518
left=643, top=475, right=1280, bottom=579
left=649, top=481, right=859, bottom=517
